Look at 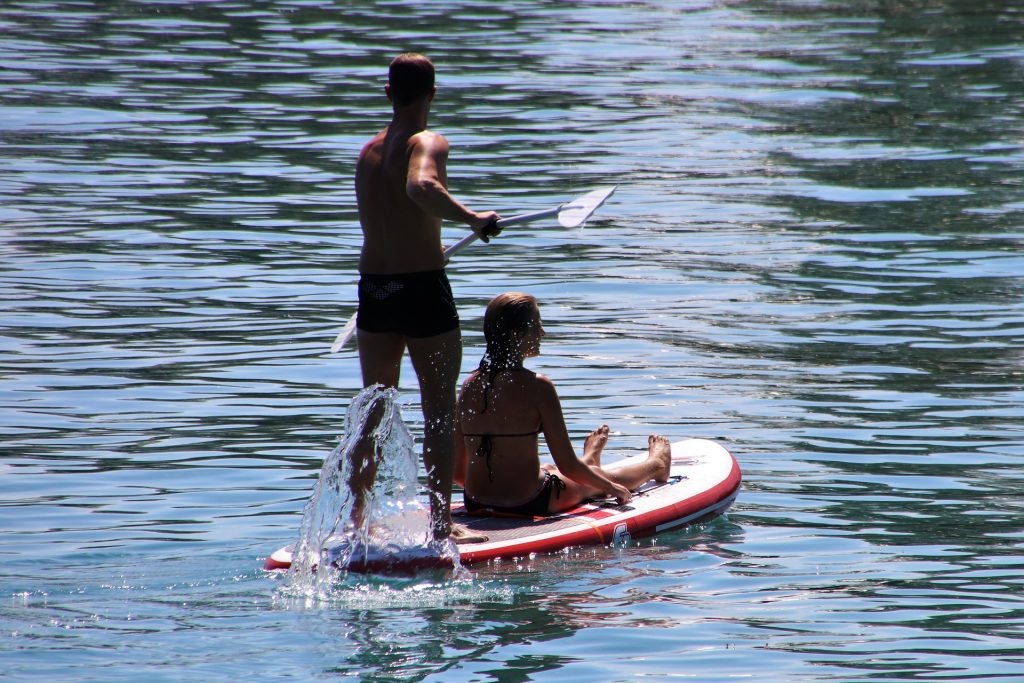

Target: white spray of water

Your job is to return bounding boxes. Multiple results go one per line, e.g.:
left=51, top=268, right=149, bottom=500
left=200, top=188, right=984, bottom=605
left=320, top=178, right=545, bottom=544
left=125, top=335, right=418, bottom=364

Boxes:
left=285, top=385, right=460, bottom=599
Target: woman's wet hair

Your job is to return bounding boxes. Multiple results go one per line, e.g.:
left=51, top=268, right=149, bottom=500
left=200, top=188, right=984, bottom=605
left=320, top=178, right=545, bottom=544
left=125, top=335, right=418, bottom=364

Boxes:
left=476, top=292, right=538, bottom=412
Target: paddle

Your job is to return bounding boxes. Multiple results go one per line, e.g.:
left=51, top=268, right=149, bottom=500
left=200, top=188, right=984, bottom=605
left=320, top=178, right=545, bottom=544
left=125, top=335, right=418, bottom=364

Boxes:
left=330, top=186, right=616, bottom=353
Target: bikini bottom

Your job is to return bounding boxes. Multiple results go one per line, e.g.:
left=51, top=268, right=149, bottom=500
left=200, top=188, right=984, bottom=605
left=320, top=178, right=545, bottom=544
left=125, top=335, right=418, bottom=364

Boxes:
left=463, top=471, right=566, bottom=517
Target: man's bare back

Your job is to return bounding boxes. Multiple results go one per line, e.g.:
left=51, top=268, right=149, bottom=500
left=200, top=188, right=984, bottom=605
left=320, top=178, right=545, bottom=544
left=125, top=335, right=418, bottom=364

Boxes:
left=355, top=126, right=449, bottom=275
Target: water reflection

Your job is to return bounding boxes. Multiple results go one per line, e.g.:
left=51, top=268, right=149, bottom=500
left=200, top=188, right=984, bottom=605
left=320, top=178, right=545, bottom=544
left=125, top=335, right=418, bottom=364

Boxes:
left=288, top=518, right=742, bottom=681
left=732, top=0, right=1024, bottom=458
left=3, top=0, right=1024, bottom=681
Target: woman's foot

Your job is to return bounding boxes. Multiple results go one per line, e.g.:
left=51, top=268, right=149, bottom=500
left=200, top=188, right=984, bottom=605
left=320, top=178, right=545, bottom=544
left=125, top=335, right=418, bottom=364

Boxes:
left=648, top=435, right=672, bottom=482
left=583, top=425, right=610, bottom=466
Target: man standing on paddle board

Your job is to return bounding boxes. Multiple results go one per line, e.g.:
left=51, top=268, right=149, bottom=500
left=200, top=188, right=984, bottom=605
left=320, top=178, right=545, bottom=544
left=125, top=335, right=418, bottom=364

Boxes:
left=353, top=53, right=500, bottom=543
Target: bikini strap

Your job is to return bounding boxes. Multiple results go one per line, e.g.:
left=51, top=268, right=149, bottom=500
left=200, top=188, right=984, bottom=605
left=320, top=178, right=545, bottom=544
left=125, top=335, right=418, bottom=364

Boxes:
left=463, top=428, right=540, bottom=438
left=464, top=427, right=541, bottom=482
left=476, top=434, right=495, bottom=482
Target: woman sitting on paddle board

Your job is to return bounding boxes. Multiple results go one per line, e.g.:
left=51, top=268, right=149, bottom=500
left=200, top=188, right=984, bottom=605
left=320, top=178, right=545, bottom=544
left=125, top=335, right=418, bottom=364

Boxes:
left=454, top=292, right=672, bottom=516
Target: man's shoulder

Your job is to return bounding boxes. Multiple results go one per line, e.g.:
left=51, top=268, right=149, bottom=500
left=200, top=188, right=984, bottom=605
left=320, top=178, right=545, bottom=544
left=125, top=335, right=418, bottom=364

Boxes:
left=358, top=129, right=388, bottom=157
left=411, top=128, right=445, bottom=140
left=409, top=129, right=449, bottom=152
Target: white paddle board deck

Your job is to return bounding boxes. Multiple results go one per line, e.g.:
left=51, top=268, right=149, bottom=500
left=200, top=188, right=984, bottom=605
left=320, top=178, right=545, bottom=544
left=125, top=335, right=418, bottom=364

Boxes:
left=264, top=438, right=740, bottom=573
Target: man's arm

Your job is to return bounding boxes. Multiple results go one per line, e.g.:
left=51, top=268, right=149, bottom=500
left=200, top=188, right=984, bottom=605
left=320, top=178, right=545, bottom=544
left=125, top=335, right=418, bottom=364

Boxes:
left=406, top=132, right=500, bottom=239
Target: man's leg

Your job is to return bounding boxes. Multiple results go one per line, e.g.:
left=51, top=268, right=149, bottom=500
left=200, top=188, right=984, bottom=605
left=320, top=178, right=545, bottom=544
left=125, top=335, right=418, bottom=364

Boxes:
left=357, top=329, right=405, bottom=388
left=350, top=329, right=406, bottom=527
left=406, top=328, right=462, bottom=541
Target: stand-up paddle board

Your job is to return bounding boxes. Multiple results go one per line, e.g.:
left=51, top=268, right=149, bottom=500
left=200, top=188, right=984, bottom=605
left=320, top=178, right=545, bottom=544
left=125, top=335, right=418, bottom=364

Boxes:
left=264, top=438, right=740, bottom=573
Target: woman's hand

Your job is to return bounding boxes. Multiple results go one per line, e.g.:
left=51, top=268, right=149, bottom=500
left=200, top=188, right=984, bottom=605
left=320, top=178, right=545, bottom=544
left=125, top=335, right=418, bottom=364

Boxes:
left=610, top=482, right=632, bottom=505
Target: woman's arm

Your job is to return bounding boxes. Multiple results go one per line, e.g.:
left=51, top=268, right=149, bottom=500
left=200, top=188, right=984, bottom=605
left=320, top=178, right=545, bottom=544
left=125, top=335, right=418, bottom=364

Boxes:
left=534, top=375, right=631, bottom=502
left=453, top=390, right=470, bottom=488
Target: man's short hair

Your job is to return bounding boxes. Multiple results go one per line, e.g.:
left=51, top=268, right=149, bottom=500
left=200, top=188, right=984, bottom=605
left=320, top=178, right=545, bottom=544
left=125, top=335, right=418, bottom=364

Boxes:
left=388, top=53, right=435, bottom=106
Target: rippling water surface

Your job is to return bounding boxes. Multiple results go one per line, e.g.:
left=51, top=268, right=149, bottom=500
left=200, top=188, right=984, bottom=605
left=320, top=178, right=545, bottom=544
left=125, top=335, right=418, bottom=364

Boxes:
left=3, top=1, right=1023, bottom=681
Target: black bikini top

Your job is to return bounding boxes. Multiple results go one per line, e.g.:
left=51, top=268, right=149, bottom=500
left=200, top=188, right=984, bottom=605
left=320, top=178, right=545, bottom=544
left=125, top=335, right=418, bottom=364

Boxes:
left=463, top=426, right=541, bottom=482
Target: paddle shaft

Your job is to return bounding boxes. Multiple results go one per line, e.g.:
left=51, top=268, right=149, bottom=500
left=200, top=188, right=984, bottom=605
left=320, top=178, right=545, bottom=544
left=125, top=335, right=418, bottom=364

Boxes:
left=330, top=186, right=614, bottom=352
left=444, top=206, right=559, bottom=262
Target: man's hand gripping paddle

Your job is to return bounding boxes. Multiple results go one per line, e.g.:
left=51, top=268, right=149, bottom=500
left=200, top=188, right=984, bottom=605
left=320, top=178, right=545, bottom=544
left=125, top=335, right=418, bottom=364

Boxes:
left=330, top=186, right=616, bottom=353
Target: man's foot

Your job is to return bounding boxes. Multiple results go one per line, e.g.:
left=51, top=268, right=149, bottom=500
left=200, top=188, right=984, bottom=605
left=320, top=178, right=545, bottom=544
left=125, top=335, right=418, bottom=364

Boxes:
left=583, top=425, right=610, bottom=466
left=451, top=523, right=488, bottom=544
left=648, top=435, right=672, bottom=483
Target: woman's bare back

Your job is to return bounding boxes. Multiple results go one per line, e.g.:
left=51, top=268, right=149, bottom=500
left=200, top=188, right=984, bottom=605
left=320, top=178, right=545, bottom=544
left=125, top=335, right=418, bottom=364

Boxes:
left=457, top=368, right=549, bottom=507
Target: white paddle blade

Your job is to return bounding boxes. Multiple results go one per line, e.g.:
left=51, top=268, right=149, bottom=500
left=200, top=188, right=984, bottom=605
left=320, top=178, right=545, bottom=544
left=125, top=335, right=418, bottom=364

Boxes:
left=330, top=314, right=357, bottom=353
left=557, top=185, right=616, bottom=228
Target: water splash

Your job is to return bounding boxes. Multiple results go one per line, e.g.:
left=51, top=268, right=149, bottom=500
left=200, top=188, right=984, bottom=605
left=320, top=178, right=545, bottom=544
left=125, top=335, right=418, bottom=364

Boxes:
left=285, top=385, right=460, bottom=599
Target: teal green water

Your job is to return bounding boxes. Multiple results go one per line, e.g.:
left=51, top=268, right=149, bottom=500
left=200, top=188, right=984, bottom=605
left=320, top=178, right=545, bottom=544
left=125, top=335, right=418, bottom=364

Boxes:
left=2, top=1, right=1023, bottom=681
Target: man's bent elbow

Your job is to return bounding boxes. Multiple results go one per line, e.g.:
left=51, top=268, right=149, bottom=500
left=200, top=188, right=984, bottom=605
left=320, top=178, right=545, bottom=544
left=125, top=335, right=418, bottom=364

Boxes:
left=406, top=178, right=441, bottom=205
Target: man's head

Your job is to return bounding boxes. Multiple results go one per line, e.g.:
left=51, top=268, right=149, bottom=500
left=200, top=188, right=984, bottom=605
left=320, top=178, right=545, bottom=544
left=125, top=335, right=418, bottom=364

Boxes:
left=387, top=53, right=436, bottom=106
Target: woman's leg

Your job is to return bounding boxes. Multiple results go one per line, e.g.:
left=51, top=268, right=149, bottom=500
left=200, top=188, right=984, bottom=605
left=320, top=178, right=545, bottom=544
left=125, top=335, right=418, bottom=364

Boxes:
left=547, top=435, right=673, bottom=513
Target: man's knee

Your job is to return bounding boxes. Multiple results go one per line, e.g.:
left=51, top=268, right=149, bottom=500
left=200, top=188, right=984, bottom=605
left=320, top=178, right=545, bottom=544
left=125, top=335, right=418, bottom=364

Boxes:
left=422, top=410, right=456, bottom=436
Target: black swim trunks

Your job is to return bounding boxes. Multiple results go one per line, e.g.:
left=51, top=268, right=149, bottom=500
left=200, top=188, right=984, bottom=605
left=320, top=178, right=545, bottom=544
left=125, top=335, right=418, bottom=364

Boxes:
left=463, top=471, right=567, bottom=517
left=356, top=269, right=459, bottom=338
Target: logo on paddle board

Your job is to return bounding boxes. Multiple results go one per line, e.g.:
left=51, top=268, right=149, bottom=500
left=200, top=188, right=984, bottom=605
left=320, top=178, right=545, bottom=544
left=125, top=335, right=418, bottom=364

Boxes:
left=612, top=523, right=631, bottom=547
